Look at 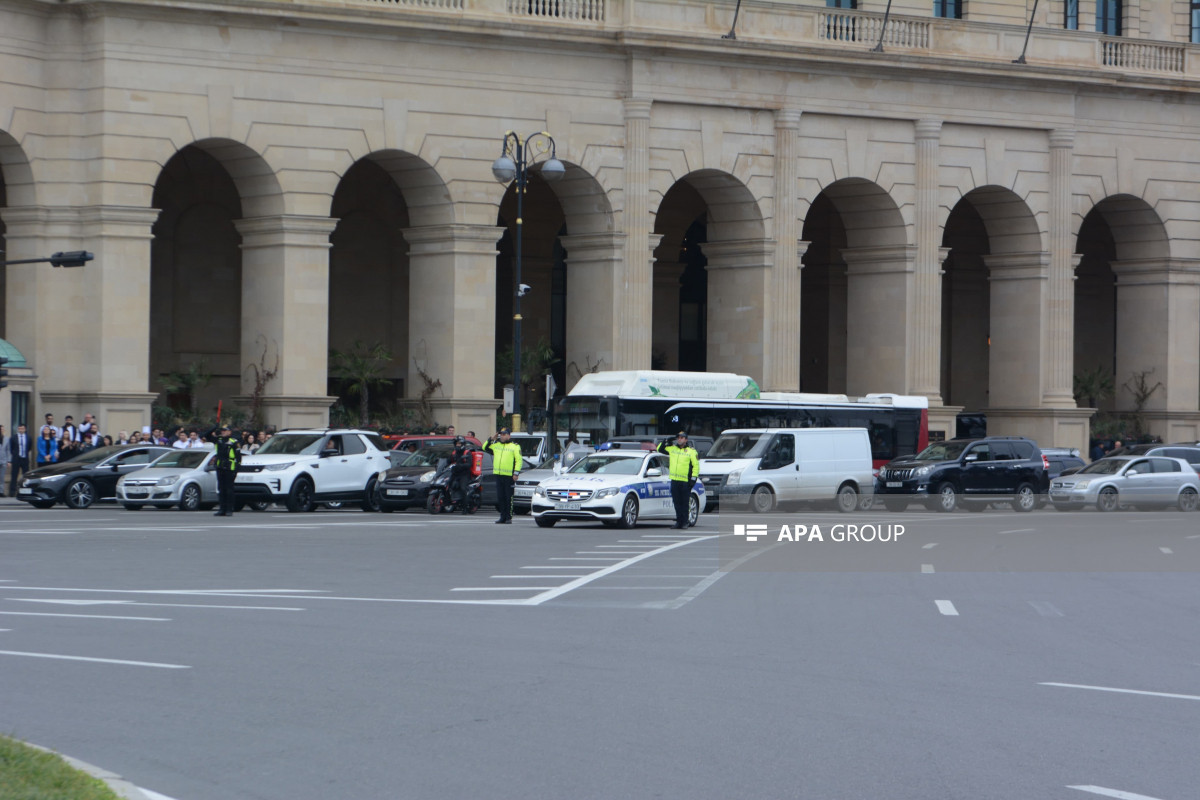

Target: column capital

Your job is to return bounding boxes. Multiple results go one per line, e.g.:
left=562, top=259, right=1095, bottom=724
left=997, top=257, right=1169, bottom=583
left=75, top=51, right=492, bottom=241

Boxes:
left=624, top=98, right=653, bottom=119
left=774, top=109, right=802, bottom=130
left=235, top=215, right=338, bottom=247
left=700, top=239, right=775, bottom=270
left=1049, top=129, right=1076, bottom=149
left=401, top=223, right=505, bottom=255
left=841, top=244, right=918, bottom=275
left=983, top=251, right=1051, bottom=280
left=559, top=231, right=626, bottom=255
left=1111, top=257, right=1200, bottom=286
left=915, top=118, right=943, bottom=140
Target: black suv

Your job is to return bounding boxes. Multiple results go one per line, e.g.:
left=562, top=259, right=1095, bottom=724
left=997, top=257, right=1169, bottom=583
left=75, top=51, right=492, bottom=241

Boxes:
left=876, top=436, right=1050, bottom=512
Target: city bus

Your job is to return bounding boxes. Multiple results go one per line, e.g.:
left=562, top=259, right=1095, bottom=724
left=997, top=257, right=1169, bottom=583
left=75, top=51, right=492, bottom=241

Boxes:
left=556, top=371, right=928, bottom=467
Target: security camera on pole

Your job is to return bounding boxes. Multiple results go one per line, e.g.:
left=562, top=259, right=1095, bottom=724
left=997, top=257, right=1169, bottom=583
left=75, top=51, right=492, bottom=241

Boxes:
left=491, top=131, right=564, bottom=433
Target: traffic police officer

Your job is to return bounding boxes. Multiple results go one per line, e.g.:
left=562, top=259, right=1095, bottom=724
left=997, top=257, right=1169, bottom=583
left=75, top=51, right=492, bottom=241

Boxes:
left=657, top=431, right=700, bottom=529
left=213, top=424, right=241, bottom=516
left=483, top=427, right=522, bottom=524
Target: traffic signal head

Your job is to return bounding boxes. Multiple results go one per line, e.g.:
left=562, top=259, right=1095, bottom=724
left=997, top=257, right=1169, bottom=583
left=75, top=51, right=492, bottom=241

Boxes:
left=48, top=251, right=93, bottom=268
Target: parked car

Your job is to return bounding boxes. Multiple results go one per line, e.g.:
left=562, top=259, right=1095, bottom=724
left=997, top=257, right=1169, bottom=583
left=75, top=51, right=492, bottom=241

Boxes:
left=1108, top=443, right=1200, bottom=473
left=1050, top=455, right=1200, bottom=511
left=875, top=436, right=1050, bottom=512
left=1041, top=447, right=1087, bottom=480
left=375, top=443, right=485, bottom=512
left=699, top=428, right=873, bottom=513
left=17, top=445, right=175, bottom=509
left=531, top=449, right=706, bottom=528
left=234, top=429, right=391, bottom=512
left=116, top=447, right=219, bottom=511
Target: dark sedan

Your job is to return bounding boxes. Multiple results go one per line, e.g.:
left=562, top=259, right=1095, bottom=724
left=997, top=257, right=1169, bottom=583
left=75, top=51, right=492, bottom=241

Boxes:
left=376, top=445, right=478, bottom=512
left=17, top=445, right=175, bottom=509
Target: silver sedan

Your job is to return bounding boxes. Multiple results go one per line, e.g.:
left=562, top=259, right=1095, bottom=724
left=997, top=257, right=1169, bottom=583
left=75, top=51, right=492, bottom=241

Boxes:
left=117, top=447, right=219, bottom=511
left=1050, top=455, right=1200, bottom=512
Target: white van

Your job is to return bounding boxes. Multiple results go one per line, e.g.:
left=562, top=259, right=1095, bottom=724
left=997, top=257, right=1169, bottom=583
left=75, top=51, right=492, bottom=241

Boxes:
left=699, top=428, right=874, bottom=513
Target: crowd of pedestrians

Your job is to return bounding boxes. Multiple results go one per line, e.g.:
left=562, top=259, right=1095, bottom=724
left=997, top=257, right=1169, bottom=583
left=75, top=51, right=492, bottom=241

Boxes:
left=0, top=411, right=275, bottom=497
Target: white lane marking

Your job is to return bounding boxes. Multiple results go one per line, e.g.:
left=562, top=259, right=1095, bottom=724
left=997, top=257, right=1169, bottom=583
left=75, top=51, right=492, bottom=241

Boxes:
left=490, top=575, right=584, bottom=579
left=1160, top=547, right=1173, bottom=554
left=0, top=650, right=190, bottom=668
left=596, top=544, right=660, bottom=548
left=1028, top=601, right=1064, bottom=617
left=922, top=543, right=938, bottom=549
left=0, top=530, right=84, bottom=535
left=935, top=600, right=959, bottom=616
left=548, top=557, right=624, bottom=561
left=450, top=587, right=556, bottom=592
left=1041, top=682, right=1200, bottom=702
left=523, top=536, right=718, bottom=606
left=519, top=566, right=595, bottom=570
left=921, top=564, right=935, bottom=573
left=1, top=586, right=324, bottom=595
left=1185, top=534, right=1200, bottom=539
left=10, top=599, right=302, bottom=611
left=998, top=528, right=1035, bottom=534
left=573, top=551, right=645, bottom=555
left=1067, top=785, right=1166, bottom=800
left=573, top=586, right=691, bottom=590
left=642, top=542, right=779, bottom=611
left=0, top=611, right=169, bottom=621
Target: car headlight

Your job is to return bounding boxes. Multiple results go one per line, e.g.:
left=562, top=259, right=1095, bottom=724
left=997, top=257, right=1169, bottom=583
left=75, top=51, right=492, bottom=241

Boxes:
left=595, top=487, right=619, bottom=499
left=377, top=470, right=388, bottom=482
left=914, top=465, right=932, bottom=478
left=156, top=476, right=180, bottom=486
left=40, top=474, right=68, bottom=483
left=534, top=486, right=546, bottom=496
left=419, top=470, right=436, bottom=484
left=1072, top=479, right=1092, bottom=489
left=726, top=469, right=744, bottom=486
left=265, top=462, right=295, bottom=472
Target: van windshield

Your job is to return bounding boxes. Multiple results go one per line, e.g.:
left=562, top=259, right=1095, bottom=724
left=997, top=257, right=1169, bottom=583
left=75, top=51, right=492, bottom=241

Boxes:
left=706, top=433, right=767, bottom=459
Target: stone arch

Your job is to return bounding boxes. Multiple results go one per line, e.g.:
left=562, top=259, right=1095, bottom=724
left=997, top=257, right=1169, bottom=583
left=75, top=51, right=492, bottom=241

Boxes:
left=185, top=138, right=284, bottom=220
left=651, top=170, right=768, bottom=377
left=941, top=186, right=1044, bottom=411
left=0, top=130, right=36, bottom=343
left=801, top=178, right=909, bottom=393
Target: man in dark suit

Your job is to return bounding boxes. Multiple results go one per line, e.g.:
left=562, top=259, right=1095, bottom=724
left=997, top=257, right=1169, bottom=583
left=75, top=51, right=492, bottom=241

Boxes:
left=8, top=424, right=31, bottom=497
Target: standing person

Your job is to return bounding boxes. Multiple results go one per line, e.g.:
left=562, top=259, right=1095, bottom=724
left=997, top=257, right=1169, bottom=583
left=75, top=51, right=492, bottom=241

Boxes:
left=448, top=436, right=471, bottom=507
left=42, top=413, right=61, bottom=441
left=58, top=431, right=77, bottom=463
left=656, top=431, right=700, bottom=529
left=36, top=426, right=59, bottom=466
left=7, top=425, right=30, bottom=496
left=0, top=425, right=8, bottom=496
left=212, top=424, right=240, bottom=516
left=62, top=415, right=78, bottom=446
left=78, top=413, right=96, bottom=439
left=483, top=427, right=522, bottom=524
left=173, top=429, right=189, bottom=449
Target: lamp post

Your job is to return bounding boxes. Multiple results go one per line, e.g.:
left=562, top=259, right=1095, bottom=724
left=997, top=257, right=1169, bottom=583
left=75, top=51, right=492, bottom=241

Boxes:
left=492, top=131, right=564, bottom=432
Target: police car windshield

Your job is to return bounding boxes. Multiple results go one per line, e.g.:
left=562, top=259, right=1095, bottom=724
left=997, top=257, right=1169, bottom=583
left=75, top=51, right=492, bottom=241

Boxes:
left=568, top=454, right=644, bottom=475
left=152, top=450, right=209, bottom=469
left=707, top=433, right=766, bottom=459
left=913, top=442, right=968, bottom=461
left=255, top=434, right=325, bottom=456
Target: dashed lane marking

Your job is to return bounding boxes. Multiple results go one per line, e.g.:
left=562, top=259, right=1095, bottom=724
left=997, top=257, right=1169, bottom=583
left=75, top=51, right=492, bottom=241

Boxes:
left=923, top=543, right=938, bottom=549
left=935, top=600, right=959, bottom=616
left=1041, top=682, right=1200, bottom=702
left=998, top=528, right=1036, bottom=534
left=921, top=564, right=935, bottom=573
left=0, top=611, right=169, bottom=621
left=1028, top=601, right=1065, bottom=617
left=1160, top=547, right=1174, bottom=554
left=10, top=598, right=303, bottom=611
left=0, top=650, right=190, bottom=669
left=1067, top=785, right=1166, bottom=800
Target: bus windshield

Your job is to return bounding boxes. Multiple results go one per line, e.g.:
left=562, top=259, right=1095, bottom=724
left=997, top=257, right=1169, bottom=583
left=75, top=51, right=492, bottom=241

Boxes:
left=558, top=396, right=618, bottom=444
left=706, top=432, right=767, bottom=459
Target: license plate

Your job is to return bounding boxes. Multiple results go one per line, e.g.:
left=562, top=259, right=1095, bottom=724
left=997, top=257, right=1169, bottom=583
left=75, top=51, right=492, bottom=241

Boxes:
left=515, top=488, right=532, bottom=497
left=235, top=474, right=253, bottom=482
left=18, top=488, right=32, bottom=495
left=886, top=481, right=902, bottom=488
left=386, top=489, right=409, bottom=497
left=556, top=501, right=582, bottom=510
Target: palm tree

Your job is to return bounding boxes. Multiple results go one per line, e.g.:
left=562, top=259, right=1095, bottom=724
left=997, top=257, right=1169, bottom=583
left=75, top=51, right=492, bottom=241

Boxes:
left=329, top=341, right=394, bottom=427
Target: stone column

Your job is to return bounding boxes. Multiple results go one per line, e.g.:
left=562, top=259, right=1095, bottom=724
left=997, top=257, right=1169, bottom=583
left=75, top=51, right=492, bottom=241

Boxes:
left=615, top=98, right=653, bottom=370
left=703, top=239, right=774, bottom=381
left=842, top=245, right=916, bottom=396
left=1112, top=258, right=1200, bottom=439
left=403, top=224, right=505, bottom=436
left=236, top=215, right=339, bottom=430
left=560, top=231, right=625, bottom=385
left=985, top=251, right=1048, bottom=409
left=768, top=109, right=802, bottom=391
left=1043, top=129, right=1077, bottom=408
left=651, top=260, right=685, bottom=371
left=4, top=205, right=159, bottom=435
left=911, top=118, right=943, bottom=403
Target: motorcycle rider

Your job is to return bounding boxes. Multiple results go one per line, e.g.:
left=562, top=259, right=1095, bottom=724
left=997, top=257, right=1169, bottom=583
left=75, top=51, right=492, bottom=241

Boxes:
left=448, top=436, right=472, bottom=507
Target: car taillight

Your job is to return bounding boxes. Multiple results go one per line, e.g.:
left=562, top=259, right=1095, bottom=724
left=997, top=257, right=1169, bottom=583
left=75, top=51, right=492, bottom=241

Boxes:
left=1042, top=455, right=1050, bottom=470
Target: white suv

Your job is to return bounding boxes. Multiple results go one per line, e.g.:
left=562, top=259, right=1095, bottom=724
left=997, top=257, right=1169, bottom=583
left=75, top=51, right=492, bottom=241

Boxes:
left=234, top=429, right=391, bottom=512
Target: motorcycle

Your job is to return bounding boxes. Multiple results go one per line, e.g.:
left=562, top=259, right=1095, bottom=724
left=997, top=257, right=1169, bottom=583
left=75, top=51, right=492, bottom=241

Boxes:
left=425, top=462, right=482, bottom=515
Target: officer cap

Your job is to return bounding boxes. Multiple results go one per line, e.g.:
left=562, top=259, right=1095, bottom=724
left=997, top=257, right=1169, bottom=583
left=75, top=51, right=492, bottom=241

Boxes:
left=676, top=430, right=688, bottom=439
left=498, top=427, right=511, bottom=435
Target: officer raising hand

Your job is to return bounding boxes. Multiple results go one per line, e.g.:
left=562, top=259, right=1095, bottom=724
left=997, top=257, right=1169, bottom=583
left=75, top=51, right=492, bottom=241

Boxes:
left=657, top=431, right=700, bottom=529
left=483, top=427, right=523, bottom=524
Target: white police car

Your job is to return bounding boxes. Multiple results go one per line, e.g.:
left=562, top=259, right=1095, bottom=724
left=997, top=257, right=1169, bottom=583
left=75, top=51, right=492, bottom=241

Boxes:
left=531, top=450, right=705, bottom=528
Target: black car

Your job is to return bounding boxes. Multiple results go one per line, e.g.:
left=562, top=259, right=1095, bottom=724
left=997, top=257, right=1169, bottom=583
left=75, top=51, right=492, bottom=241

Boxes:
left=1041, top=447, right=1087, bottom=480
left=375, top=444, right=490, bottom=512
left=17, top=445, right=175, bottom=509
left=875, top=436, right=1050, bottom=512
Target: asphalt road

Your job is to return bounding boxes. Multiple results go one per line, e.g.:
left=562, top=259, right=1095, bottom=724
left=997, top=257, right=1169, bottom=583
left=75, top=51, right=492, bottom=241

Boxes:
left=0, top=498, right=1197, bottom=800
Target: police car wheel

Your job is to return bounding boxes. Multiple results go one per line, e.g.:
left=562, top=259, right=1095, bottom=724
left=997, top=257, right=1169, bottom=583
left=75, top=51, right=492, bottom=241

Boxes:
left=618, top=495, right=640, bottom=529
left=687, top=495, right=700, bottom=527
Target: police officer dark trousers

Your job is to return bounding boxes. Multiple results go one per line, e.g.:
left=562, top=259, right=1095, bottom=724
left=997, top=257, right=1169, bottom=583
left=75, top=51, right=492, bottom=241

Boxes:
left=657, top=431, right=700, bottom=529
left=483, top=427, right=522, bottom=524
left=213, top=425, right=241, bottom=516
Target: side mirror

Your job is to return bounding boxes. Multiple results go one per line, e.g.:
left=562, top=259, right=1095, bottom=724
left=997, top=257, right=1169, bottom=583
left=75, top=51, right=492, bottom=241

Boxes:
left=646, top=468, right=663, bottom=478
left=320, top=447, right=338, bottom=458
left=963, top=453, right=979, bottom=463
left=205, top=461, right=217, bottom=472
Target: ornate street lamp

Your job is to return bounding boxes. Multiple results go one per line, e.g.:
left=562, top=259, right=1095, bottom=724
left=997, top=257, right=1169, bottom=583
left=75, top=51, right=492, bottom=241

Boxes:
left=492, top=131, right=564, bottom=432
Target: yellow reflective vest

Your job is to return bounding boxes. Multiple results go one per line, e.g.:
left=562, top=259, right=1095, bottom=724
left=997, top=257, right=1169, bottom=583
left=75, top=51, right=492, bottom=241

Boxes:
left=484, top=440, right=523, bottom=477
left=656, top=442, right=699, bottom=482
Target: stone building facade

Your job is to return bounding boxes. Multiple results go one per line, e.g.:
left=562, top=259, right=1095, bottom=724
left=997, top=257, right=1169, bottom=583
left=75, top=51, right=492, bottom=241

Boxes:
left=2, top=0, right=1200, bottom=449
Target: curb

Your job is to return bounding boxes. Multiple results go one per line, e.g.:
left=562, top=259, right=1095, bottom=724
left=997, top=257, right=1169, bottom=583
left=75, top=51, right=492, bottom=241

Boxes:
left=28, top=743, right=165, bottom=800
